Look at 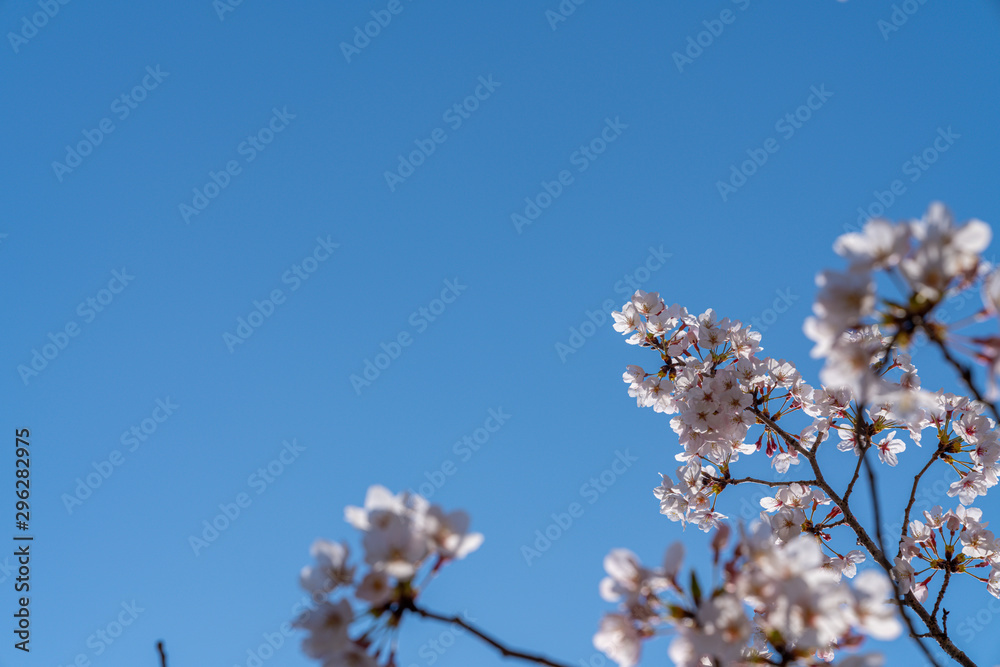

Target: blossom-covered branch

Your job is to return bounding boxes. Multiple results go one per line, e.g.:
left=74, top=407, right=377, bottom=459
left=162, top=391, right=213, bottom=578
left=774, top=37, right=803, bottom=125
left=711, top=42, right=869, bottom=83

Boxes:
left=606, top=203, right=996, bottom=665
left=292, top=203, right=999, bottom=667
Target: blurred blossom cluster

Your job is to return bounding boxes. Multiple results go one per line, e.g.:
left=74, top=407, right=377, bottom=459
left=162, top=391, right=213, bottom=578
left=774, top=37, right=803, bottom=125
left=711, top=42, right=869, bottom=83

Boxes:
left=594, top=525, right=898, bottom=667
left=293, top=485, right=482, bottom=667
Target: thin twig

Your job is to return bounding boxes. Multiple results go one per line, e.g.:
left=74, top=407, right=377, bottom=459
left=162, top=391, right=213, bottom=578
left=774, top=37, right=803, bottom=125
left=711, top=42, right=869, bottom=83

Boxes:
left=899, top=441, right=946, bottom=555
left=861, top=448, right=886, bottom=559
left=157, top=641, right=167, bottom=667
left=709, top=474, right=818, bottom=488
left=932, top=569, right=952, bottom=621
left=407, top=604, right=574, bottom=667
left=845, top=401, right=871, bottom=509
left=842, top=443, right=868, bottom=505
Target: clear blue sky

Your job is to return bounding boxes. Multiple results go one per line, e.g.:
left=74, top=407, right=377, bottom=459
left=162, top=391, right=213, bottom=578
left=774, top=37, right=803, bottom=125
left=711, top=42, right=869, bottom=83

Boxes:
left=2, top=1, right=1000, bottom=666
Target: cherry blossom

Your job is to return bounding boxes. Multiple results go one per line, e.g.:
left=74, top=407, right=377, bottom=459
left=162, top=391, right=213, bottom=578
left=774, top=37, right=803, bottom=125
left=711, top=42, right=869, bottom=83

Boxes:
left=300, top=539, right=355, bottom=595
left=902, top=202, right=991, bottom=299
left=599, top=548, right=666, bottom=603
left=874, top=430, right=906, bottom=466
left=593, top=613, right=642, bottom=667
left=834, top=217, right=911, bottom=271
left=294, top=599, right=353, bottom=660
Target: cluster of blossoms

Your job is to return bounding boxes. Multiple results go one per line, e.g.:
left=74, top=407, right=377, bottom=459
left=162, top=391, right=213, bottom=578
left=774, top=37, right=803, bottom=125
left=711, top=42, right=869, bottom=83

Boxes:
left=604, top=284, right=908, bottom=663
left=594, top=524, right=899, bottom=667
left=604, top=204, right=1000, bottom=666
left=614, top=297, right=807, bottom=527
left=615, top=291, right=841, bottom=522
left=805, top=202, right=992, bottom=400
left=293, top=485, right=483, bottom=667
left=893, top=504, right=1000, bottom=603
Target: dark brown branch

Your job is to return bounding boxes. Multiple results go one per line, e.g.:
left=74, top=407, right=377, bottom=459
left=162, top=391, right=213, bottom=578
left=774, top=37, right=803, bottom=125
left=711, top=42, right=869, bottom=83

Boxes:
left=157, top=641, right=167, bottom=667
left=749, top=406, right=975, bottom=667
left=407, top=604, right=574, bottom=667
left=899, top=441, right=946, bottom=555
left=842, top=443, right=868, bottom=505
left=860, top=449, right=888, bottom=564
left=708, top=474, right=818, bottom=488
left=932, top=569, right=952, bottom=621
left=861, top=454, right=886, bottom=558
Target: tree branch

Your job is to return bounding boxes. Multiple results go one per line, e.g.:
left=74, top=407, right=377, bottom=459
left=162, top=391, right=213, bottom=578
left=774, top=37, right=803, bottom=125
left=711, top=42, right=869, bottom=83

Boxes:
left=748, top=406, right=977, bottom=667
left=861, top=454, right=887, bottom=561
left=899, top=441, right=946, bottom=555
left=708, top=474, right=818, bottom=489
left=932, top=569, right=952, bottom=621
left=842, top=443, right=868, bottom=505
left=407, top=603, right=575, bottom=667
left=157, top=641, right=167, bottom=667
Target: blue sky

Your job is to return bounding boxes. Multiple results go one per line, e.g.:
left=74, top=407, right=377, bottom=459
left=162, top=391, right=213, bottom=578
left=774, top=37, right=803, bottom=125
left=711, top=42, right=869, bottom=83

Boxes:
left=2, top=1, right=1000, bottom=666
